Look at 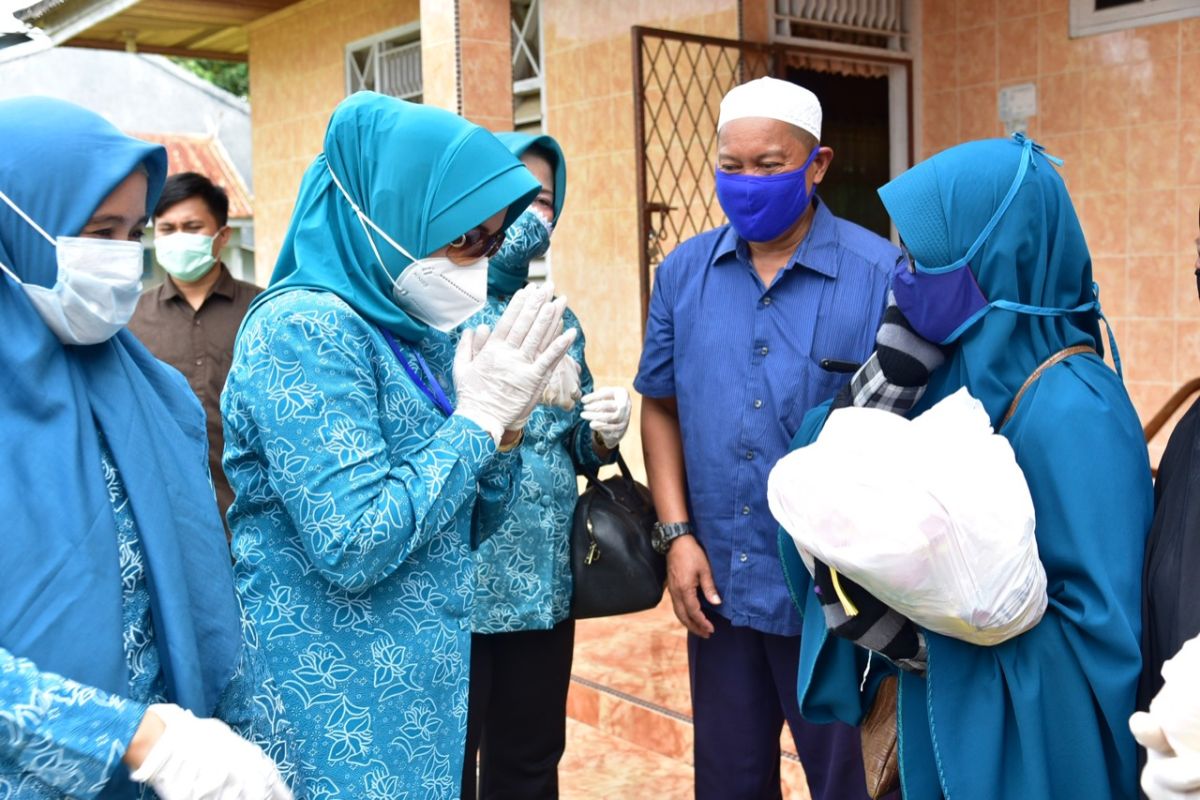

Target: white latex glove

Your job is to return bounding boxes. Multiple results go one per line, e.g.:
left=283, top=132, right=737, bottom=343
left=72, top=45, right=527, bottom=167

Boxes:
left=1132, top=712, right=1200, bottom=800
left=454, top=283, right=575, bottom=442
left=542, top=355, right=582, bottom=410
left=580, top=387, right=632, bottom=449
left=1133, top=635, right=1200, bottom=799
left=130, top=704, right=292, bottom=800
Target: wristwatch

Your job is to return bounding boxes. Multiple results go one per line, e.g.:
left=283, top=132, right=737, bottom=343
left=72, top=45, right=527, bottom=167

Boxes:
left=652, top=521, right=693, bottom=555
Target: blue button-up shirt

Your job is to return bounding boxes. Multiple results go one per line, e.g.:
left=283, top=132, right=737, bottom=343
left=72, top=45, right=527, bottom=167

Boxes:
left=635, top=199, right=898, bottom=636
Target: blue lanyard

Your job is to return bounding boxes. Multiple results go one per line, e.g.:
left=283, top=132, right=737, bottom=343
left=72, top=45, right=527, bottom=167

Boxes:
left=379, top=327, right=455, bottom=417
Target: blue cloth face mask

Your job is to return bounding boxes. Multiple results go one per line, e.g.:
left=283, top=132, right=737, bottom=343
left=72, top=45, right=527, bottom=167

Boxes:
left=890, top=135, right=1118, bottom=367
left=715, top=147, right=820, bottom=242
left=488, top=208, right=552, bottom=296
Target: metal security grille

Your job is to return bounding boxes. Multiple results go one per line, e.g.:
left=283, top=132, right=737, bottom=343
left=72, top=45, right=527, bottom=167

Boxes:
left=632, top=26, right=912, bottom=326
left=632, top=28, right=775, bottom=323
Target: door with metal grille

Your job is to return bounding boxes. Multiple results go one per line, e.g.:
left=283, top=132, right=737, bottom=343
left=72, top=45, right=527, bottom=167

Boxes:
left=632, top=25, right=912, bottom=325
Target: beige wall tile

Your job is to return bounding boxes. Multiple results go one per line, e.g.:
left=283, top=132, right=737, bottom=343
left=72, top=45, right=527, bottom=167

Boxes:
left=1128, top=254, right=1176, bottom=318
left=1038, top=10, right=1085, bottom=74
left=923, top=32, right=959, bottom=94
left=1128, top=189, right=1179, bottom=254
left=1076, top=127, right=1128, bottom=195
left=956, top=24, right=998, bottom=86
left=1037, top=71, right=1083, bottom=135
left=959, top=84, right=1000, bottom=140
left=999, top=17, right=1039, bottom=81
left=924, top=0, right=958, bottom=35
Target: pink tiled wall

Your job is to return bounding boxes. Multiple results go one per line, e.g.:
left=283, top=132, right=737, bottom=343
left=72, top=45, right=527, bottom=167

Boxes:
left=247, top=0, right=421, bottom=283
left=920, top=0, right=1200, bottom=462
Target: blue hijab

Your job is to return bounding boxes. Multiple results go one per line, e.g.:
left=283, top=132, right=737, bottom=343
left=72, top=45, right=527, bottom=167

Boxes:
left=488, top=132, right=567, bottom=296
left=254, top=92, right=541, bottom=342
left=781, top=138, right=1152, bottom=799
left=0, top=98, right=241, bottom=716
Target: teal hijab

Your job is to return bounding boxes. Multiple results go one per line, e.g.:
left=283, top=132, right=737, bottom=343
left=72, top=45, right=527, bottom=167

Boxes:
left=0, top=99, right=241, bottom=738
left=488, top=132, right=566, bottom=295
left=254, top=92, right=541, bottom=342
left=782, top=137, right=1152, bottom=799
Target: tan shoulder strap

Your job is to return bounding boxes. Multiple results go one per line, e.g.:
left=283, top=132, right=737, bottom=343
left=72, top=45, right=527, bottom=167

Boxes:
left=999, top=345, right=1097, bottom=431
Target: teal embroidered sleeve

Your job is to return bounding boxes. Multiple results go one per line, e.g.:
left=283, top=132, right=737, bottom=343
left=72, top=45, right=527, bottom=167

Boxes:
left=0, top=647, right=144, bottom=800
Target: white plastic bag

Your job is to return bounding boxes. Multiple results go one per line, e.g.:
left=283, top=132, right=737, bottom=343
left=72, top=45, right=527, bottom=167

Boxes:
left=767, top=388, right=1047, bottom=646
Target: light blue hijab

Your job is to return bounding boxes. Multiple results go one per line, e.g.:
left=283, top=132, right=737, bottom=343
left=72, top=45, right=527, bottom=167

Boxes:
left=782, top=137, right=1152, bottom=799
left=253, top=92, right=541, bottom=342
left=0, top=98, right=241, bottom=717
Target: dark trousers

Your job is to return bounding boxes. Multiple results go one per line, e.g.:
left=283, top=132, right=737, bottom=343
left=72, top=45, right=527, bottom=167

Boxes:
left=462, top=619, right=576, bottom=800
left=689, top=613, right=887, bottom=800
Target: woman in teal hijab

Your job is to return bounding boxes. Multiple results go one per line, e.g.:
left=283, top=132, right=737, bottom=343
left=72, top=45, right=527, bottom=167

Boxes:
left=779, top=135, right=1152, bottom=799
left=222, top=93, right=576, bottom=798
left=0, top=97, right=293, bottom=799
left=458, top=133, right=632, bottom=799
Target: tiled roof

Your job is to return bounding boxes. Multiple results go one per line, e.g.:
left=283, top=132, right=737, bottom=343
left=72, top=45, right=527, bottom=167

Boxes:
left=131, top=131, right=253, bottom=219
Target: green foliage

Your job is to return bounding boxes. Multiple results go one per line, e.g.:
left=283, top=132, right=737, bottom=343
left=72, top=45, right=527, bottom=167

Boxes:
left=171, top=58, right=249, bottom=99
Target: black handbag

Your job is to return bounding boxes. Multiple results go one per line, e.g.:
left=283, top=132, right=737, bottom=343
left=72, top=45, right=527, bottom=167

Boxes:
left=570, top=451, right=666, bottom=619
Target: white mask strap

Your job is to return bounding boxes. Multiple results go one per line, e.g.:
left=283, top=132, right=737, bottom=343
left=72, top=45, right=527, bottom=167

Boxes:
left=325, top=164, right=421, bottom=265
left=0, top=258, right=21, bottom=285
left=0, top=188, right=56, bottom=246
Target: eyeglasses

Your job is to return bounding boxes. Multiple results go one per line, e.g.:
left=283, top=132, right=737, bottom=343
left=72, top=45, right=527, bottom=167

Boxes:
left=446, top=226, right=506, bottom=265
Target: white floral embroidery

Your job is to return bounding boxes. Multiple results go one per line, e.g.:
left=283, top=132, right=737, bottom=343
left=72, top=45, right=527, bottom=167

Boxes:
left=223, top=291, right=511, bottom=797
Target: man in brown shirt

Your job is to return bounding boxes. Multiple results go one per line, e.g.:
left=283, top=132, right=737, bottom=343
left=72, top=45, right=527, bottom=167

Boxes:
left=128, top=172, right=261, bottom=539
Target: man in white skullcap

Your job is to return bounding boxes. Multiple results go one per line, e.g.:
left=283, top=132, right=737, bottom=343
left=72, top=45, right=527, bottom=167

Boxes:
left=635, top=76, right=901, bottom=799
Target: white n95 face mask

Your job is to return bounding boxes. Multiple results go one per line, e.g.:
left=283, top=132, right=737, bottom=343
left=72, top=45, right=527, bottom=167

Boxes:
left=327, top=166, right=488, bottom=331
left=0, top=188, right=144, bottom=346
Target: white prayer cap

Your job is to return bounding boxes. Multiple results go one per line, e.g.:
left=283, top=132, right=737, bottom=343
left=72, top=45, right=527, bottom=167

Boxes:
left=717, top=77, right=822, bottom=141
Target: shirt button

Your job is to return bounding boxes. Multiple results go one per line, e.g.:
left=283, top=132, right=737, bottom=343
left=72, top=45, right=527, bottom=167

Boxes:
left=760, top=346, right=769, bottom=356
left=745, top=450, right=754, bottom=460
left=739, top=552, right=749, bottom=563
left=741, top=505, right=751, bottom=515
left=194, top=358, right=203, bottom=366
left=540, top=495, right=553, bottom=508
left=753, top=399, right=763, bottom=409
left=193, top=319, right=200, bottom=326
left=762, top=297, right=772, bottom=306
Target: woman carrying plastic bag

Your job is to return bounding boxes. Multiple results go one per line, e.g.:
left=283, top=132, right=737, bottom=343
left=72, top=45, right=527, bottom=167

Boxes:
left=774, top=135, right=1153, bottom=800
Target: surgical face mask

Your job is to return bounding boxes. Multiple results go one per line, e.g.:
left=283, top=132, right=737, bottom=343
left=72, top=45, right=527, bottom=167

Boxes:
left=891, top=134, right=1098, bottom=347
left=327, top=166, right=487, bottom=331
left=714, top=147, right=819, bottom=242
left=0, top=188, right=144, bottom=345
left=156, top=232, right=217, bottom=282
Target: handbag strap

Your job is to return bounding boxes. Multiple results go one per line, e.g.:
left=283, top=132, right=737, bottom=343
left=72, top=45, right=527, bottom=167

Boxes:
left=999, top=345, right=1096, bottom=431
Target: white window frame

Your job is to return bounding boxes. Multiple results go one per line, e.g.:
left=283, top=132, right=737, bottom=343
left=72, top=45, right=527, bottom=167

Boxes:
left=345, top=22, right=423, bottom=101
left=1070, top=0, right=1200, bottom=37
left=511, top=0, right=551, bottom=280
left=768, top=0, right=914, bottom=188
left=511, top=0, right=545, bottom=131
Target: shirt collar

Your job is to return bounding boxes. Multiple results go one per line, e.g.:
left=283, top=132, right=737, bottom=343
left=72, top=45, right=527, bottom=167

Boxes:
left=715, top=197, right=841, bottom=279
left=161, top=262, right=234, bottom=302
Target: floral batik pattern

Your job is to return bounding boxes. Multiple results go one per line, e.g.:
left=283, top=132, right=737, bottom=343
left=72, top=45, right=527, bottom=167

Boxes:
left=0, top=441, right=297, bottom=800
left=223, top=290, right=517, bottom=799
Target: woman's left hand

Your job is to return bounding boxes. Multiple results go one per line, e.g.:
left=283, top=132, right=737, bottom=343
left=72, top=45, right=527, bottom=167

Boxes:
left=542, top=355, right=582, bottom=410
left=581, top=387, right=632, bottom=449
